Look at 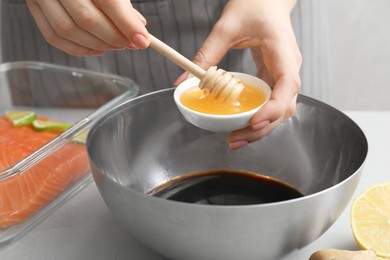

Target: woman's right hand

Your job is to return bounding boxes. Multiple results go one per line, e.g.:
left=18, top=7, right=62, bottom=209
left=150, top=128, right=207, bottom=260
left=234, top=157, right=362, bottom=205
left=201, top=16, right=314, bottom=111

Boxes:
left=27, top=0, right=150, bottom=56
left=182, top=0, right=302, bottom=150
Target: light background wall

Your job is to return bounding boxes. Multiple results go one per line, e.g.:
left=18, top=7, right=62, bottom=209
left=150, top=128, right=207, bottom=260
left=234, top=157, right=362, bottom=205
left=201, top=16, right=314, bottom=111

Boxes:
left=327, top=0, right=390, bottom=111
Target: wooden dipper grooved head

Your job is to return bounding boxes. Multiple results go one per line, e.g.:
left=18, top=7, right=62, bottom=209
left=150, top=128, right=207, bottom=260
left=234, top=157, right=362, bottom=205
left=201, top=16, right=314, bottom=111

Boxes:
left=148, top=35, right=245, bottom=102
left=198, top=66, right=245, bottom=102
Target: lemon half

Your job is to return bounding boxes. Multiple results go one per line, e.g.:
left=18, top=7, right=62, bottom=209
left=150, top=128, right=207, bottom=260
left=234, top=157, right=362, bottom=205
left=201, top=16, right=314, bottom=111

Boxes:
left=351, top=182, right=390, bottom=258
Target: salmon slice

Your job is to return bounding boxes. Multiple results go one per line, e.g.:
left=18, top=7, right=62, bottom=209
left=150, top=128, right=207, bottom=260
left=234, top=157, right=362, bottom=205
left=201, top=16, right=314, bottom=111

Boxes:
left=0, top=117, right=90, bottom=228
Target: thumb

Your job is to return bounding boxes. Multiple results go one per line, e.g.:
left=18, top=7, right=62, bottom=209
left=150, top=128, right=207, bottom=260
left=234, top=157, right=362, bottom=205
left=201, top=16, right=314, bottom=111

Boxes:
left=192, top=28, right=231, bottom=70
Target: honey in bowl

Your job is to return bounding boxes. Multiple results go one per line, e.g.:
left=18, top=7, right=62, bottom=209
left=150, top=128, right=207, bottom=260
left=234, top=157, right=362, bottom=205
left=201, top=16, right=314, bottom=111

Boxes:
left=180, top=82, right=266, bottom=115
left=149, top=170, right=303, bottom=205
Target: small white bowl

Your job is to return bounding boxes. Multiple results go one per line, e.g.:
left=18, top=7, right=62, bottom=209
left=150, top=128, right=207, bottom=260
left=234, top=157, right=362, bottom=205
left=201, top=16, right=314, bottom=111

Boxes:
left=174, top=72, right=272, bottom=132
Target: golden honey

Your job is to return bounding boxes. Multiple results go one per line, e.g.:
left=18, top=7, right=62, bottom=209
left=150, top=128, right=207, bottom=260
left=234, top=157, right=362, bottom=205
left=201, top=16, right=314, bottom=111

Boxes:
left=180, top=82, right=266, bottom=115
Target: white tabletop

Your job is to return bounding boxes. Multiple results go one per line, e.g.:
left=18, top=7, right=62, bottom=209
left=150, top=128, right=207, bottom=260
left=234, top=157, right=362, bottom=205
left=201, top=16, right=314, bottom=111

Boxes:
left=1, top=111, right=389, bottom=260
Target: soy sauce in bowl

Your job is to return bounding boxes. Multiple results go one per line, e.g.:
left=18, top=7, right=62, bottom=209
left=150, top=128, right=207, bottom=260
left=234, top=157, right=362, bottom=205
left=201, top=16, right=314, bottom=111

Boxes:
left=149, top=170, right=303, bottom=205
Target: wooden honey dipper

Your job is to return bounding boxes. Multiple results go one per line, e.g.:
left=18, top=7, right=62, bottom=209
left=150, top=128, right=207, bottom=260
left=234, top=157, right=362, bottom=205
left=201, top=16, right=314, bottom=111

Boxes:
left=149, top=34, right=245, bottom=102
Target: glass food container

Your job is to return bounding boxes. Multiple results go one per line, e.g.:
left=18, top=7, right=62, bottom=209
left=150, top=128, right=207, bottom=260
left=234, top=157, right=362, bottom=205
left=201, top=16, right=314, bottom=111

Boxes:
left=0, top=61, right=139, bottom=247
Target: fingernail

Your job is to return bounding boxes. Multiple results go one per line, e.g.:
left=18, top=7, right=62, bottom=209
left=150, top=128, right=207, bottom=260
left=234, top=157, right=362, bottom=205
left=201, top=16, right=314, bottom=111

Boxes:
left=88, top=50, right=104, bottom=56
left=174, top=71, right=190, bottom=86
left=132, top=34, right=149, bottom=48
left=252, top=120, right=270, bottom=131
left=228, top=140, right=248, bottom=150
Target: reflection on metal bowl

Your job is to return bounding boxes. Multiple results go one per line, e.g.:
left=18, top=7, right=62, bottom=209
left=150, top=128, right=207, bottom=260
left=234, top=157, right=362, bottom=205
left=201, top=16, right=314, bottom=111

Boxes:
left=87, top=89, right=368, bottom=260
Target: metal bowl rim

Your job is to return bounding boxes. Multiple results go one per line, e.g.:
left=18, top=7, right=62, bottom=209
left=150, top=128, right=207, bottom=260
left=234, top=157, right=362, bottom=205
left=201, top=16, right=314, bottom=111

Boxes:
left=87, top=89, right=369, bottom=209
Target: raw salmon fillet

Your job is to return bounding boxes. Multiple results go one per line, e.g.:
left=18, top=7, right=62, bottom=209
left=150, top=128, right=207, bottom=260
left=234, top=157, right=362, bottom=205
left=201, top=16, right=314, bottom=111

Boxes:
left=0, top=116, right=90, bottom=228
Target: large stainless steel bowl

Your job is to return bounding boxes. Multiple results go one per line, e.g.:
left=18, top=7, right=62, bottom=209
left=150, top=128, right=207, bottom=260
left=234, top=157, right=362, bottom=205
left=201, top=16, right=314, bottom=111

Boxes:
left=87, top=89, right=368, bottom=260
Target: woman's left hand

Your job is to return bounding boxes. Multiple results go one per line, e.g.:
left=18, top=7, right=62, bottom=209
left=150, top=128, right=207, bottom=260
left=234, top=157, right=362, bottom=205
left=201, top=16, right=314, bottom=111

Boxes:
left=188, top=0, right=302, bottom=149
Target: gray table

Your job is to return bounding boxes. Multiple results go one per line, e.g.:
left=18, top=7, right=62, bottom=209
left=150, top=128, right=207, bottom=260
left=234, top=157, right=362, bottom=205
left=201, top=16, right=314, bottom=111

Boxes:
left=1, top=111, right=388, bottom=260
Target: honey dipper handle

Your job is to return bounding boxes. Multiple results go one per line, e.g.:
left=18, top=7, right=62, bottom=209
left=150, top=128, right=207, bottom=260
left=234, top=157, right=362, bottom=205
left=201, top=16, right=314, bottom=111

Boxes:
left=149, top=34, right=206, bottom=79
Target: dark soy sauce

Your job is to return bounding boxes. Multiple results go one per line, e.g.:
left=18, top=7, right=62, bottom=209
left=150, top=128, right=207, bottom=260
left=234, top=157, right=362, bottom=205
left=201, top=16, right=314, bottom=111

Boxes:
left=149, top=170, right=304, bottom=205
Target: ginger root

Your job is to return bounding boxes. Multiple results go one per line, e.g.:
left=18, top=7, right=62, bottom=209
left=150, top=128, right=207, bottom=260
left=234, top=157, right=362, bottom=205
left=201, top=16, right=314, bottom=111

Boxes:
left=309, top=249, right=387, bottom=260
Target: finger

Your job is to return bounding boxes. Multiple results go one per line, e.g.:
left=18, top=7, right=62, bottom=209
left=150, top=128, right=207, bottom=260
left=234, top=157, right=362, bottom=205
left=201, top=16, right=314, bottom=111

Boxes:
left=251, top=43, right=301, bottom=126
left=34, top=0, right=117, bottom=51
left=250, top=47, right=274, bottom=86
left=173, top=71, right=192, bottom=86
left=60, top=0, right=130, bottom=48
left=192, top=22, right=233, bottom=70
left=228, top=139, right=248, bottom=150
left=27, top=0, right=104, bottom=56
left=93, top=0, right=150, bottom=48
left=227, top=116, right=285, bottom=150
left=250, top=77, right=299, bottom=128
left=132, top=8, right=147, bottom=26
left=227, top=93, right=297, bottom=150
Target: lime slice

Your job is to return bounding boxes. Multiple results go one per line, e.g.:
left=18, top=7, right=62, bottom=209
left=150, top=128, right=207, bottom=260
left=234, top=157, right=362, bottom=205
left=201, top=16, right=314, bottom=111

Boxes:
left=5, top=111, right=37, bottom=126
left=32, top=120, right=72, bottom=132
left=72, top=129, right=88, bottom=144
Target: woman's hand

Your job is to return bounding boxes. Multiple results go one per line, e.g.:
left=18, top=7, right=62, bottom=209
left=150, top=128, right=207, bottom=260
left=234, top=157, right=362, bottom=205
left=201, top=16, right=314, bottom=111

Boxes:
left=191, top=0, right=302, bottom=149
left=28, top=0, right=301, bottom=150
left=27, top=0, right=150, bottom=56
